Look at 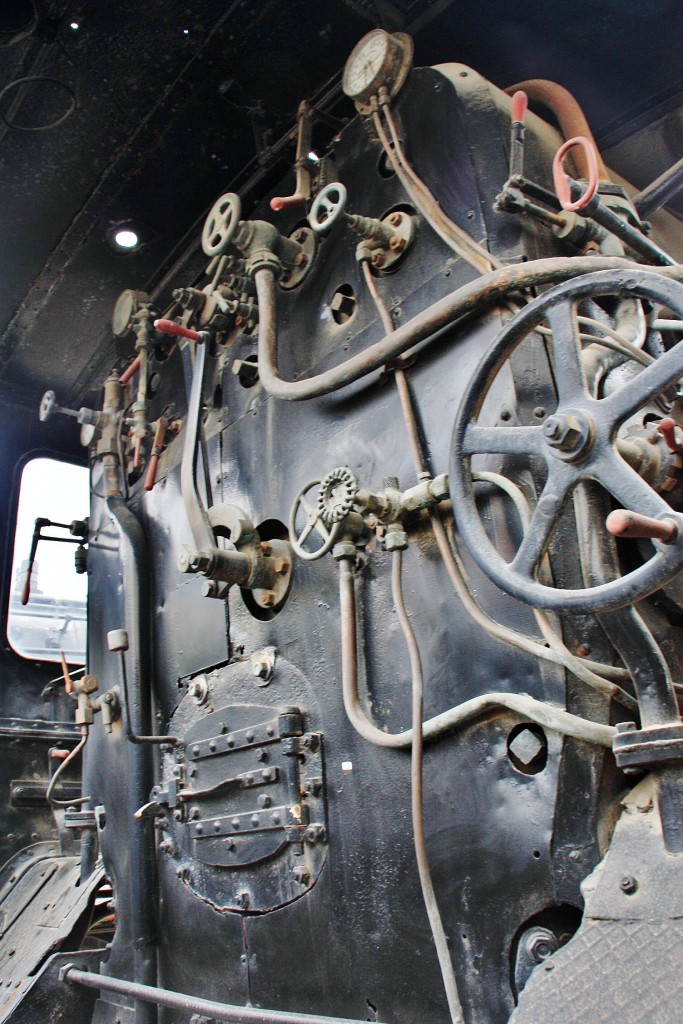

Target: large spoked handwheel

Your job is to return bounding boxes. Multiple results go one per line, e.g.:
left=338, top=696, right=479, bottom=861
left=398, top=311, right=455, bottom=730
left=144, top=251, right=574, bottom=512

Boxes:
left=289, top=479, right=342, bottom=561
left=202, top=192, right=242, bottom=256
left=449, top=269, right=683, bottom=613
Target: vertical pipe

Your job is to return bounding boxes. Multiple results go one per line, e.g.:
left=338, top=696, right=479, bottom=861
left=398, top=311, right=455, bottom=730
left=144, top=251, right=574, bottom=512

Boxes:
left=107, top=496, right=157, bottom=1024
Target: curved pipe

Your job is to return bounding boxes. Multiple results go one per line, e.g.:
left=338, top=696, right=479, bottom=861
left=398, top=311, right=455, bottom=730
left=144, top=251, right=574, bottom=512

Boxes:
left=255, top=257, right=681, bottom=402
left=504, top=79, right=610, bottom=181
left=107, top=495, right=157, bottom=1024
left=338, top=558, right=614, bottom=749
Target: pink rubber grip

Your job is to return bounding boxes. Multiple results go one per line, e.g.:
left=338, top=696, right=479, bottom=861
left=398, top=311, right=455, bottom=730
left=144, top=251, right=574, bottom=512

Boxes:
left=511, top=90, right=528, bottom=124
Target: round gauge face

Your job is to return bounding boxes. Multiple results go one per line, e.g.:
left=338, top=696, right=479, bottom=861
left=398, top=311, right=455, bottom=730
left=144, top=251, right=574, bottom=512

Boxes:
left=112, top=289, right=136, bottom=337
left=342, top=29, right=390, bottom=99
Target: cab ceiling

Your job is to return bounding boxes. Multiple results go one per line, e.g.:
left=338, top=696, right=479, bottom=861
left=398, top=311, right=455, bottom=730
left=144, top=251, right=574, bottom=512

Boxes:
left=0, top=0, right=681, bottom=411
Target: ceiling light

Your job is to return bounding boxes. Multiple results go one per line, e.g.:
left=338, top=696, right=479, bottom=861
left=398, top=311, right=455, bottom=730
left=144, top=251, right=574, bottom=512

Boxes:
left=106, top=222, right=145, bottom=253
left=113, top=228, right=139, bottom=249
left=69, top=21, right=80, bottom=30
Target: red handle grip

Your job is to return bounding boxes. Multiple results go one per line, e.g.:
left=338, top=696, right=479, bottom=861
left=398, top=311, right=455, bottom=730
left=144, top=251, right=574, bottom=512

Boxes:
left=20, top=570, right=31, bottom=606
left=144, top=453, right=160, bottom=492
left=606, top=508, right=677, bottom=543
left=153, top=319, right=202, bottom=341
left=511, top=90, right=528, bottom=124
left=552, top=136, right=599, bottom=212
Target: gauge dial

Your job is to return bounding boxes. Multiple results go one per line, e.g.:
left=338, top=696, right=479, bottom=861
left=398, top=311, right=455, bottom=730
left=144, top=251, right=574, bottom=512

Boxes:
left=342, top=29, right=413, bottom=111
left=342, top=30, right=390, bottom=98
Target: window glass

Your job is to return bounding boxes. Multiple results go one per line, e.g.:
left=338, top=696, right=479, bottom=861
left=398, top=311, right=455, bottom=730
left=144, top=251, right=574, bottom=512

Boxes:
left=8, top=458, right=89, bottom=664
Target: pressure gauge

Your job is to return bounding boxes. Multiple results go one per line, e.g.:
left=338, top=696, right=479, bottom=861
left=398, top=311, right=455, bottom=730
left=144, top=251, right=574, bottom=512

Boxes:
left=342, top=29, right=413, bottom=113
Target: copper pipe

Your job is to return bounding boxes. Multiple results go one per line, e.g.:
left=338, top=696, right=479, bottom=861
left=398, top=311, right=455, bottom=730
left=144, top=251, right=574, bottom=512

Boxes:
left=504, top=79, right=610, bottom=181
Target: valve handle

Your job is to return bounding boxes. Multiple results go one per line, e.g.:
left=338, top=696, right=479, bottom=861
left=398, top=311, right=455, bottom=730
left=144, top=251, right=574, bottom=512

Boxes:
left=153, top=319, right=203, bottom=342
left=119, top=355, right=142, bottom=385
left=510, top=90, right=528, bottom=124
left=39, top=390, right=80, bottom=423
left=659, top=416, right=683, bottom=454
left=289, top=479, right=343, bottom=561
left=606, top=509, right=678, bottom=543
left=308, top=183, right=348, bottom=234
left=201, top=192, right=242, bottom=257
left=552, top=136, right=599, bottom=212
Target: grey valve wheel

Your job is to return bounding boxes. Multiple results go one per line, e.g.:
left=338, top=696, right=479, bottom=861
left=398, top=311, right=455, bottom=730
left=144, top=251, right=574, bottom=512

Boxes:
left=308, top=183, right=347, bottom=234
left=39, top=390, right=56, bottom=422
left=318, top=466, right=359, bottom=525
left=449, top=269, right=683, bottom=613
left=202, top=192, right=242, bottom=256
left=290, top=479, right=343, bottom=561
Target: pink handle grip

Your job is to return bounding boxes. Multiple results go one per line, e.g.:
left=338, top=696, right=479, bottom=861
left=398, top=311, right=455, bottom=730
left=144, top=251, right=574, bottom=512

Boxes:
left=511, top=90, right=528, bottom=124
left=270, top=195, right=306, bottom=211
left=154, top=319, right=202, bottom=341
left=552, top=136, right=599, bottom=212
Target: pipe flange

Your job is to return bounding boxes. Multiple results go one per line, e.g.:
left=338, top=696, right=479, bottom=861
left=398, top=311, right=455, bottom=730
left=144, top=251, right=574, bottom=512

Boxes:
left=245, top=248, right=282, bottom=279
left=613, top=720, right=683, bottom=772
left=318, top=467, right=359, bottom=526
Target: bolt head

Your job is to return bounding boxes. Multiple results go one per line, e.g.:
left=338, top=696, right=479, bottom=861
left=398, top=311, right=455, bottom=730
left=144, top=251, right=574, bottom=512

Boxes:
left=388, top=212, right=402, bottom=227
left=389, top=234, right=406, bottom=252
left=620, top=875, right=638, bottom=894
left=371, top=253, right=385, bottom=268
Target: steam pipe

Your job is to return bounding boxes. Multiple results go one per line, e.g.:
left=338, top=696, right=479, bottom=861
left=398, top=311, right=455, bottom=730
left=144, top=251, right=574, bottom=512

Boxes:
left=255, top=257, right=683, bottom=402
left=337, top=557, right=614, bottom=749
left=106, top=495, right=157, bottom=1024
left=634, top=155, right=683, bottom=220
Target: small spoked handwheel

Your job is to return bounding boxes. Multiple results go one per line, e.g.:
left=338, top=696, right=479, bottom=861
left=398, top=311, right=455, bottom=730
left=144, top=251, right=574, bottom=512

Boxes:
left=308, top=183, right=347, bottom=234
left=202, top=192, right=242, bottom=256
left=289, top=479, right=343, bottom=561
left=449, top=268, right=683, bottom=613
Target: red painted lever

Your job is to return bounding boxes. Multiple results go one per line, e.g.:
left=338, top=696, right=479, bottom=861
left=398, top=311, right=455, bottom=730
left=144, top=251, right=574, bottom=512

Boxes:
left=606, top=508, right=677, bottom=543
left=153, top=319, right=202, bottom=342
left=119, top=355, right=141, bottom=385
left=144, top=417, right=168, bottom=492
left=511, top=90, right=528, bottom=124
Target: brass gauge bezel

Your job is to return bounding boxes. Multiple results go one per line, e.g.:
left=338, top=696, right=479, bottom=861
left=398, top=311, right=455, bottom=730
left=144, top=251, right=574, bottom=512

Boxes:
left=342, top=29, right=414, bottom=114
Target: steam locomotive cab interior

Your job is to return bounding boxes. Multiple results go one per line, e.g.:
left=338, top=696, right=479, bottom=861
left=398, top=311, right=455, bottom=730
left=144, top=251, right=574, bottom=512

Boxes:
left=1, top=3, right=683, bottom=1023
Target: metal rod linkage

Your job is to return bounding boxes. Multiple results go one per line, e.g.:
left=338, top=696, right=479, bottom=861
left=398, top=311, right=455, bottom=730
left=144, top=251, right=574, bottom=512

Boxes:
left=62, top=967, right=386, bottom=1024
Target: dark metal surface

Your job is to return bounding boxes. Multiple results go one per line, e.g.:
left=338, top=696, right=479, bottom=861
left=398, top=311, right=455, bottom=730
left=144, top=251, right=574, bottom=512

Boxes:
left=1, top=13, right=683, bottom=1024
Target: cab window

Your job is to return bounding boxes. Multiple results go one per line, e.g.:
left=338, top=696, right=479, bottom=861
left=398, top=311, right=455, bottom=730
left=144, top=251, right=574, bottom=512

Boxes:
left=8, top=458, right=89, bottom=664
